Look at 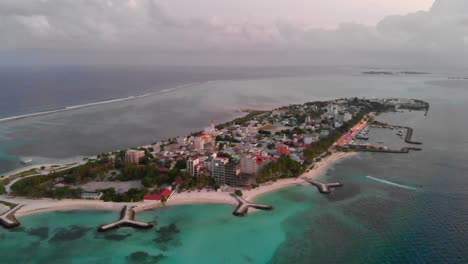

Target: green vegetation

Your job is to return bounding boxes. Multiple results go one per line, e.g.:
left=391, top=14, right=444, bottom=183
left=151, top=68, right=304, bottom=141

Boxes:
left=0, top=200, right=14, bottom=207
left=234, top=189, right=243, bottom=197
left=216, top=111, right=268, bottom=129
left=101, top=188, right=147, bottom=202
left=257, top=155, right=304, bottom=183
left=304, top=111, right=366, bottom=162
left=177, top=174, right=216, bottom=191
left=10, top=175, right=82, bottom=199
left=16, top=168, right=38, bottom=177
left=0, top=181, right=6, bottom=195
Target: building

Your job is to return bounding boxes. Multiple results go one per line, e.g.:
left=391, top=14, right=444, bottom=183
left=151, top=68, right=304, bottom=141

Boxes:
left=81, top=192, right=103, bottom=200
left=303, top=134, right=317, bottom=145
left=209, top=157, right=250, bottom=187
left=327, top=104, right=339, bottom=115
left=211, top=157, right=230, bottom=183
left=344, top=112, right=353, bottom=122
left=319, top=130, right=330, bottom=139
left=143, top=189, right=173, bottom=201
left=193, top=134, right=213, bottom=150
left=240, top=154, right=271, bottom=177
left=187, top=157, right=202, bottom=177
left=125, top=149, right=145, bottom=164
left=177, top=137, right=187, bottom=146
left=276, top=144, right=290, bottom=155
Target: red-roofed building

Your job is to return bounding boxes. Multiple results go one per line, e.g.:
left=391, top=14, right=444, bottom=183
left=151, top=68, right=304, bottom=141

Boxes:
left=276, top=144, right=290, bottom=155
left=144, top=189, right=173, bottom=201
left=157, top=167, right=170, bottom=172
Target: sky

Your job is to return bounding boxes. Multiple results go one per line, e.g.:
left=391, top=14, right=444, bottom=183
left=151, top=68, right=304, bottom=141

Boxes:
left=0, top=0, right=467, bottom=67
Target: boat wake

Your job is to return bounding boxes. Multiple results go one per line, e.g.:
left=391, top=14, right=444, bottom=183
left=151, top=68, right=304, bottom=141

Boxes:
left=0, top=82, right=200, bottom=124
left=366, top=176, right=418, bottom=191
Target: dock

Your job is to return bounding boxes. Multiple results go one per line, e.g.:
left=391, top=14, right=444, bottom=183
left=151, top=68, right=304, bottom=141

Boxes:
left=351, top=146, right=421, bottom=153
left=302, top=178, right=343, bottom=194
left=231, top=194, right=273, bottom=216
left=97, top=205, right=153, bottom=232
left=403, top=127, right=422, bottom=145
left=0, top=204, right=24, bottom=229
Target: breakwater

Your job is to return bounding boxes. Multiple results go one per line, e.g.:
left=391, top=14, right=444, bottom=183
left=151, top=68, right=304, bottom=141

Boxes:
left=232, top=194, right=273, bottom=216
left=0, top=204, right=24, bottom=229
left=302, top=178, right=343, bottom=194
left=97, top=205, right=153, bottom=232
left=352, top=147, right=422, bottom=154
left=403, top=127, right=422, bottom=145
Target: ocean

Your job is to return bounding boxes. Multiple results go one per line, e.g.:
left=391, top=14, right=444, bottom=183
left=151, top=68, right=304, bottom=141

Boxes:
left=0, top=66, right=467, bottom=263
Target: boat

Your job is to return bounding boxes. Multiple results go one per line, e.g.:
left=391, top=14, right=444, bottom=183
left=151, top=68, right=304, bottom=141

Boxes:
left=21, top=159, right=33, bottom=165
left=355, top=135, right=369, bottom=140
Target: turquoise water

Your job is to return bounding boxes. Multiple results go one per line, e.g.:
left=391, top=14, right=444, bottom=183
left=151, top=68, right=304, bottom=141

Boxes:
left=1, top=152, right=467, bottom=263
left=0, top=188, right=314, bottom=263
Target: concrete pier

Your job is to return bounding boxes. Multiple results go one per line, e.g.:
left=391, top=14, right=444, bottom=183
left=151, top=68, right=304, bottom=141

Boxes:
left=97, top=205, right=153, bottom=232
left=232, top=194, right=273, bottom=216
left=0, top=204, right=24, bottom=229
left=352, top=147, right=421, bottom=153
left=302, top=178, right=343, bottom=194
left=403, top=127, right=422, bottom=145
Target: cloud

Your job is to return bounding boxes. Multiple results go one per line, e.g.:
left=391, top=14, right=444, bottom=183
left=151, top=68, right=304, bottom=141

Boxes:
left=0, top=0, right=467, bottom=66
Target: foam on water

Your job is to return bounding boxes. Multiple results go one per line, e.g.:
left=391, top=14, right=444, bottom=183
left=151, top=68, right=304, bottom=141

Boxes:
left=366, top=176, right=419, bottom=191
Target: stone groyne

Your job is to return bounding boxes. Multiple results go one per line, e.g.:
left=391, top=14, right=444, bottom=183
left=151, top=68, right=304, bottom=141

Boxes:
left=231, top=194, right=273, bottom=216
left=302, top=178, right=343, bottom=194
left=97, top=205, right=153, bottom=232
left=0, top=204, right=24, bottom=229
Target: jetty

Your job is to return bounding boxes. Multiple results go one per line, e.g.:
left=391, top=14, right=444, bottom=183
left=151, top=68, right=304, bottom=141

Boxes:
left=403, top=127, right=422, bottom=145
left=0, top=204, right=24, bottom=229
left=351, top=146, right=422, bottom=154
left=302, top=178, right=343, bottom=194
left=232, top=194, right=273, bottom=216
left=97, top=205, right=153, bottom=232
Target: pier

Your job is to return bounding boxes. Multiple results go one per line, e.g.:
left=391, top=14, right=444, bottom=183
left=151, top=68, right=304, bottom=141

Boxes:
left=232, top=194, right=273, bottom=216
left=0, top=204, right=24, bottom=229
left=97, top=205, right=153, bottom=232
left=351, top=146, right=422, bottom=154
left=403, top=127, right=422, bottom=145
left=369, top=122, right=422, bottom=145
left=302, top=178, right=343, bottom=194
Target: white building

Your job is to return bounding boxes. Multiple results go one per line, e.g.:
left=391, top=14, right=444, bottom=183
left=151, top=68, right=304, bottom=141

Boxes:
left=81, top=192, right=103, bottom=200
left=344, top=112, right=353, bottom=122
left=177, top=137, right=187, bottom=146
left=125, top=149, right=145, bottom=164
left=187, top=157, right=201, bottom=177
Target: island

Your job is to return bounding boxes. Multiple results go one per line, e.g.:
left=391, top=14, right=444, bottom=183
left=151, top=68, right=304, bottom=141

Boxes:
left=0, top=97, right=429, bottom=230
left=363, top=71, right=429, bottom=75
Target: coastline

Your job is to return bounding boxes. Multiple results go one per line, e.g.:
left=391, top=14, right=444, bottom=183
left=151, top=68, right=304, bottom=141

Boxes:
left=1, top=151, right=357, bottom=219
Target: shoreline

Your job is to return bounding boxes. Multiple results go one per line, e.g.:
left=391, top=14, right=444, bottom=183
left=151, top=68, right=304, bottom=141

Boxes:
left=1, top=151, right=357, bottom=219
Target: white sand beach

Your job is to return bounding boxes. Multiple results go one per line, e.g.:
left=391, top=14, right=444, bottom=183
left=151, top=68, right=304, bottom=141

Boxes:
left=0, top=151, right=357, bottom=218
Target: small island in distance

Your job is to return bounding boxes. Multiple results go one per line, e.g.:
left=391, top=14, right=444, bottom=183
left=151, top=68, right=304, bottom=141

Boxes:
left=363, top=71, right=430, bottom=75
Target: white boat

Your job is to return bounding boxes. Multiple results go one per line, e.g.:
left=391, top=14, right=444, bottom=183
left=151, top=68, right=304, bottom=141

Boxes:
left=21, top=159, right=33, bottom=165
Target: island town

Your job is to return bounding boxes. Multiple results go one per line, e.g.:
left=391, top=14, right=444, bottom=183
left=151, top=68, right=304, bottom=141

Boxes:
left=0, top=97, right=429, bottom=231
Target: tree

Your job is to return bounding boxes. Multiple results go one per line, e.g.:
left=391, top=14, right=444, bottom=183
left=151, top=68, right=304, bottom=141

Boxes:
left=234, top=189, right=243, bottom=197
left=161, top=195, right=168, bottom=205
left=267, top=143, right=276, bottom=150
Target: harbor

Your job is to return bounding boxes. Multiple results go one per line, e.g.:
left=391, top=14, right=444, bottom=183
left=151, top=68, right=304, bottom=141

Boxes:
left=343, top=120, right=423, bottom=154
